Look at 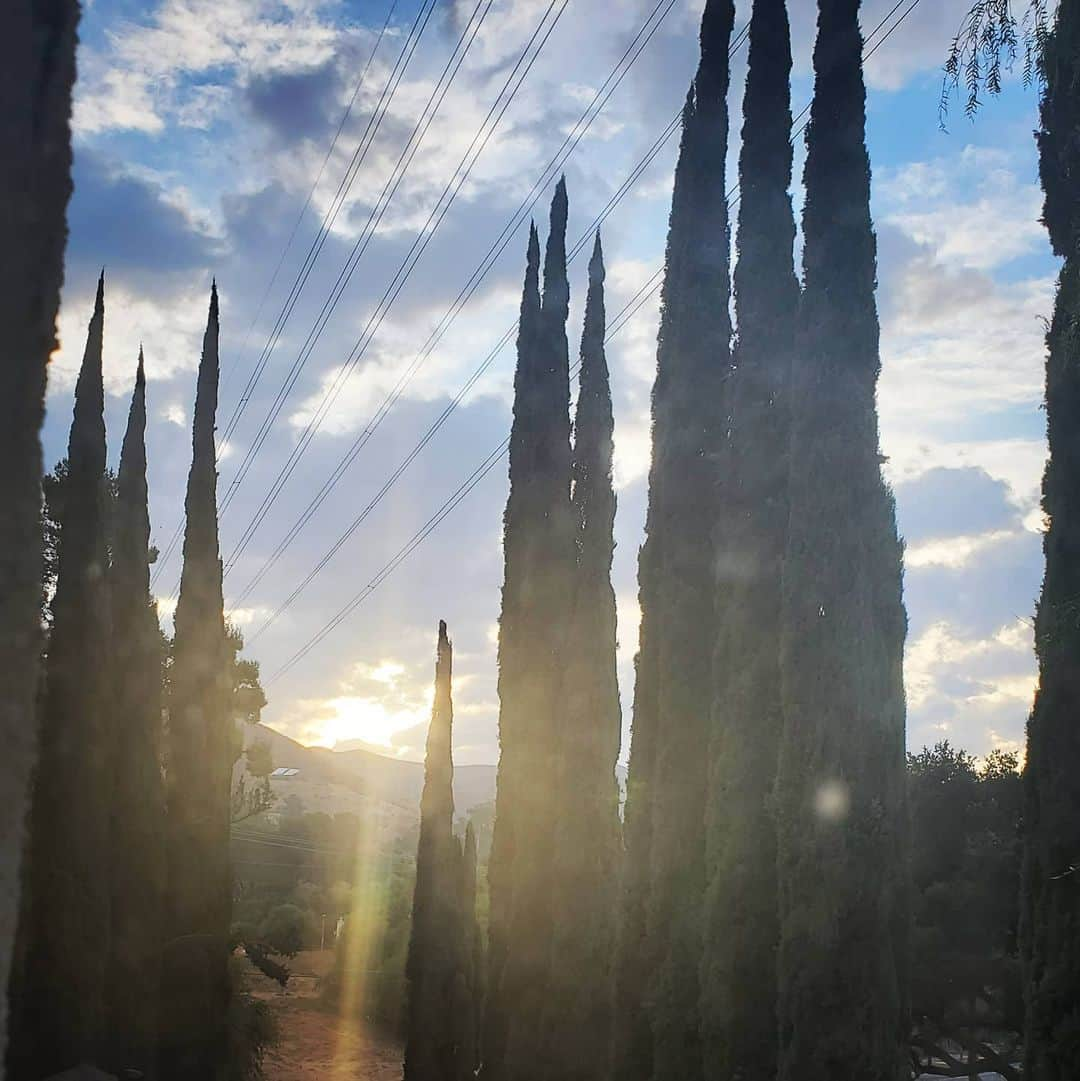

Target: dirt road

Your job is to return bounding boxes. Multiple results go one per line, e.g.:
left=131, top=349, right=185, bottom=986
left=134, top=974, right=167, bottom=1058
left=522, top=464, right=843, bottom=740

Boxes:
left=243, top=950, right=402, bottom=1081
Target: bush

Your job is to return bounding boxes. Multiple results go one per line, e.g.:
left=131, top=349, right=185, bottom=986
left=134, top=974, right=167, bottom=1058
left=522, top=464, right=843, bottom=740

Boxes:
left=258, top=903, right=315, bottom=958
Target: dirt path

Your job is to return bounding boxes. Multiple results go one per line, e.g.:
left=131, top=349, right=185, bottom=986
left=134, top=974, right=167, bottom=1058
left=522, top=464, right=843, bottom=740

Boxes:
left=243, top=951, right=403, bottom=1081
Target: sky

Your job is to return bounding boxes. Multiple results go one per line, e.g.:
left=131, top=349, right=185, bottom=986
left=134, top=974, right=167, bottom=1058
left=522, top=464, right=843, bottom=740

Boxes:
left=46, top=0, right=1055, bottom=765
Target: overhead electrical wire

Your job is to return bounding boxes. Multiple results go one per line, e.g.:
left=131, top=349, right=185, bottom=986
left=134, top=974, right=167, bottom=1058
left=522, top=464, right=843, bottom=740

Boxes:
left=215, top=0, right=576, bottom=578
left=151, top=0, right=429, bottom=588
left=224, top=0, right=696, bottom=602
left=256, top=0, right=926, bottom=678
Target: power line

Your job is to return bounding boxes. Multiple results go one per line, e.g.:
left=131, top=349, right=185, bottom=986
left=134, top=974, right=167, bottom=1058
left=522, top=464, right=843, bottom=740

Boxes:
left=257, top=0, right=925, bottom=678
left=151, top=0, right=427, bottom=588
left=226, top=0, right=700, bottom=607
left=216, top=0, right=574, bottom=581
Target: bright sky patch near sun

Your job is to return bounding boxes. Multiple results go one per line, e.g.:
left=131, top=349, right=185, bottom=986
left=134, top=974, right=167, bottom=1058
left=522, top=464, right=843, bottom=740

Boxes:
left=48, top=0, right=1056, bottom=763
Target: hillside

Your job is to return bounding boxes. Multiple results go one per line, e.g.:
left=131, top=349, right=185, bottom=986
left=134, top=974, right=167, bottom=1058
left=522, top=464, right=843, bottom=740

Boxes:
left=244, top=723, right=498, bottom=824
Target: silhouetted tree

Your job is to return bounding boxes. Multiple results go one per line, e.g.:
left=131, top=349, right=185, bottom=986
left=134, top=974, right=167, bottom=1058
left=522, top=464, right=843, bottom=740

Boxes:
left=485, top=182, right=575, bottom=1081
left=701, top=0, right=798, bottom=1077
left=615, top=4, right=736, bottom=1081
left=776, top=3, right=908, bottom=1079
left=160, top=283, right=233, bottom=1081
left=0, top=2, right=79, bottom=1062
left=16, top=277, right=113, bottom=1078
left=1022, top=4, right=1080, bottom=1075
left=106, top=353, right=166, bottom=1079
left=458, top=821, right=481, bottom=1081
left=405, top=620, right=464, bottom=1081
left=544, top=232, right=621, bottom=1081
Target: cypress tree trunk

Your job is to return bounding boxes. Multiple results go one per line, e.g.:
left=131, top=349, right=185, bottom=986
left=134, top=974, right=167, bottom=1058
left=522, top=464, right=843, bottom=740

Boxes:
left=701, top=1, right=798, bottom=1077
left=544, top=233, right=621, bottom=1081
left=106, top=352, right=166, bottom=1080
left=0, top=2, right=78, bottom=1068
left=776, top=3, right=908, bottom=1079
left=1022, top=4, right=1080, bottom=1075
left=624, top=5, right=735, bottom=1081
left=18, top=277, right=113, bottom=1078
left=161, top=285, right=232, bottom=1081
left=485, top=180, right=576, bottom=1081
left=613, top=90, right=696, bottom=1081
left=405, top=620, right=463, bottom=1081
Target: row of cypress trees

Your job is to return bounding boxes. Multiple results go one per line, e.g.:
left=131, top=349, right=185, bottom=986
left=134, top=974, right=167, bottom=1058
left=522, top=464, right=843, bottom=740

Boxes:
left=477, top=183, right=622, bottom=1081
left=5, top=278, right=235, bottom=1081
left=616, top=1, right=909, bottom=1080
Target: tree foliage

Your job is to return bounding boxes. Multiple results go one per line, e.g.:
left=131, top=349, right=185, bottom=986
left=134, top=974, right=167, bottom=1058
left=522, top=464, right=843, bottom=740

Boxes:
left=776, top=2, right=908, bottom=1078
left=14, top=278, right=113, bottom=1079
left=1022, top=3, right=1080, bottom=1074
left=701, top=0, right=798, bottom=1077
left=544, top=233, right=622, bottom=1081
left=106, top=353, right=167, bottom=1079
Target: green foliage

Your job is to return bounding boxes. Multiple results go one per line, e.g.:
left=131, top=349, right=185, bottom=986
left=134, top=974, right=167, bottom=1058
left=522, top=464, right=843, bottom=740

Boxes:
left=161, top=284, right=232, bottom=1081
left=614, top=5, right=737, bottom=1081
left=701, top=1, right=798, bottom=1078
left=486, top=182, right=577, bottom=1081
left=405, top=623, right=469, bottom=1081
left=543, top=233, right=622, bottom=1081
left=14, top=278, right=113, bottom=1078
left=105, top=355, right=167, bottom=1079
left=257, top=904, right=313, bottom=959
left=942, top=0, right=1049, bottom=122
left=776, top=3, right=908, bottom=1079
left=1023, top=5, right=1080, bottom=1074
left=909, top=743, right=1023, bottom=1060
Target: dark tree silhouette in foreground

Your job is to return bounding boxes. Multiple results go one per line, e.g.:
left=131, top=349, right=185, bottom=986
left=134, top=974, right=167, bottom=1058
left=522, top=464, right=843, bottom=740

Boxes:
left=0, top=2, right=78, bottom=1062
left=701, top=0, right=799, bottom=1076
left=776, top=2, right=908, bottom=1078
left=106, top=352, right=166, bottom=1079
left=1022, top=3, right=1080, bottom=1075
left=161, top=284, right=233, bottom=1081
left=17, top=278, right=113, bottom=1078
left=544, top=233, right=621, bottom=1081
left=405, top=621, right=465, bottom=1081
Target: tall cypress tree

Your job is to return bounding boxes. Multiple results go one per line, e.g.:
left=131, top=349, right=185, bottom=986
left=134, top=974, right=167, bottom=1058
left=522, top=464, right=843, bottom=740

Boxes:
left=458, top=821, right=481, bottom=1081
left=776, top=3, right=908, bottom=1079
left=545, top=232, right=621, bottom=1081
left=618, top=5, right=735, bottom=1081
left=1022, top=3, right=1080, bottom=1075
left=0, top=4, right=79, bottom=1066
left=613, top=87, right=697, bottom=1081
left=160, top=284, right=232, bottom=1081
left=405, top=620, right=463, bottom=1081
left=17, top=275, right=112, bottom=1078
left=484, top=181, right=575, bottom=1081
left=701, top=1, right=798, bottom=1077
left=106, top=351, right=166, bottom=1079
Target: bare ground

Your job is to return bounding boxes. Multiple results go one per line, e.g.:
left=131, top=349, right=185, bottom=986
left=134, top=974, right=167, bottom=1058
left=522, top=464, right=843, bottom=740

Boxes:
left=242, top=950, right=403, bottom=1081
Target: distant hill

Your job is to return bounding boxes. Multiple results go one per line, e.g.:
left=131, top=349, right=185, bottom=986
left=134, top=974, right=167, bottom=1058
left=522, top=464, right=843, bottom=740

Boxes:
left=244, top=723, right=498, bottom=824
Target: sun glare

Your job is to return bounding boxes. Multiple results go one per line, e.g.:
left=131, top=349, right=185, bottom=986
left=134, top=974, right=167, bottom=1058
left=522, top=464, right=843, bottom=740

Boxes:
left=310, top=694, right=426, bottom=752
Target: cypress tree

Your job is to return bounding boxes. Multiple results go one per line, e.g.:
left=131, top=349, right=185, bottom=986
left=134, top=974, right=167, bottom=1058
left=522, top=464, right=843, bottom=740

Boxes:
left=617, top=5, right=735, bottom=1081
left=458, top=821, right=481, bottom=1081
left=1022, top=3, right=1080, bottom=1075
left=484, top=180, right=576, bottom=1081
left=545, top=232, right=621, bottom=1081
left=405, top=620, right=463, bottom=1081
left=701, top=0, right=798, bottom=1077
left=18, top=275, right=113, bottom=1078
left=106, top=351, right=166, bottom=1079
left=160, top=283, right=233, bottom=1081
left=0, top=3, right=78, bottom=1065
left=775, top=3, right=908, bottom=1079
left=613, top=89, right=698, bottom=1081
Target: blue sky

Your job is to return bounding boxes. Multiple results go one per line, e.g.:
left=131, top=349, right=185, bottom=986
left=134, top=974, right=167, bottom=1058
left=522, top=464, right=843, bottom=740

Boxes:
left=46, top=0, right=1055, bottom=764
